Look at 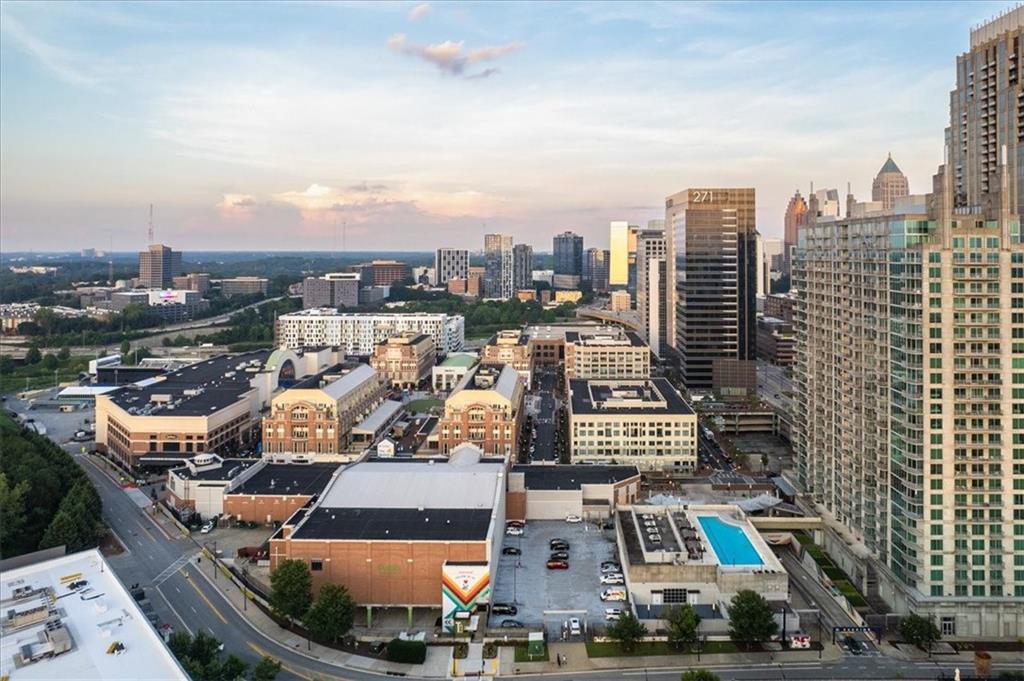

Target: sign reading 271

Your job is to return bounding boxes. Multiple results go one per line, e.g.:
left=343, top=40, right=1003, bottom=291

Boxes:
left=691, top=190, right=714, bottom=203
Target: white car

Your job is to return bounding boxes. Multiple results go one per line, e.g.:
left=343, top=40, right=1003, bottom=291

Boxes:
left=505, top=526, right=524, bottom=536
left=647, top=534, right=662, bottom=543
left=565, top=514, right=582, bottom=523
left=600, top=563, right=621, bottom=574
left=601, top=589, right=627, bottom=602
left=600, top=573, right=624, bottom=585
left=604, top=608, right=623, bottom=621
left=200, top=522, right=214, bottom=535
left=569, top=617, right=581, bottom=636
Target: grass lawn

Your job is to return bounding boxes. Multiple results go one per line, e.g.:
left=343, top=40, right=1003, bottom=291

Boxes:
left=836, top=580, right=868, bottom=607
left=0, top=357, right=90, bottom=394
left=795, top=532, right=814, bottom=546
left=405, top=398, right=444, bottom=413
left=514, top=644, right=548, bottom=662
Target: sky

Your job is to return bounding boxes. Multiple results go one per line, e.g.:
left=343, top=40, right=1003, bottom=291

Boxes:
left=0, top=0, right=1016, bottom=252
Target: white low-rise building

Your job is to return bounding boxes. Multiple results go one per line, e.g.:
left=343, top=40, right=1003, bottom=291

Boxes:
left=275, top=308, right=465, bottom=355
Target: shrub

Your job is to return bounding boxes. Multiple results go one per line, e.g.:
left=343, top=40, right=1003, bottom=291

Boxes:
left=386, top=639, right=427, bottom=664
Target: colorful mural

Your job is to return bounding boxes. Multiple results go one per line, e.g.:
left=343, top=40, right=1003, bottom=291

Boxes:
left=441, top=561, right=490, bottom=633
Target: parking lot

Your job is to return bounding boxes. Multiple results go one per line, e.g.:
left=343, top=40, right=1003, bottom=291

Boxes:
left=490, top=520, right=621, bottom=639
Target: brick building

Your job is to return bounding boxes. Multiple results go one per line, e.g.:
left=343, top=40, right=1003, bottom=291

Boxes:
left=480, top=329, right=532, bottom=384
left=437, top=364, right=524, bottom=458
left=369, top=332, right=435, bottom=388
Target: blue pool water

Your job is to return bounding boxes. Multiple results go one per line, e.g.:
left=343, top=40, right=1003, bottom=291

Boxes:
left=697, top=516, right=764, bottom=566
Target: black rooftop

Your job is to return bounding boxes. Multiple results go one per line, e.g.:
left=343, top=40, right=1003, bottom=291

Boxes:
left=109, top=350, right=272, bottom=416
left=227, top=463, right=341, bottom=496
left=568, top=377, right=694, bottom=415
left=512, top=464, right=640, bottom=490
left=292, top=507, right=492, bottom=541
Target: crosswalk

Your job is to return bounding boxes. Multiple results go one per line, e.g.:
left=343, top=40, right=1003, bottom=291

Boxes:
left=153, top=553, right=198, bottom=586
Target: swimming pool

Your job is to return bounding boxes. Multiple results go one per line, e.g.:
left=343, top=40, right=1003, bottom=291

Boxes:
left=697, top=516, right=764, bottom=566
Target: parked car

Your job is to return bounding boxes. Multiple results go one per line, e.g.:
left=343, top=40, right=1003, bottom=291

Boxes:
left=200, top=522, right=214, bottom=534
left=502, top=547, right=522, bottom=556
left=604, top=608, right=623, bottom=621
left=491, top=603, right=517, bottom=616
left=549, top=539, right=570, bottom=550
left=647, top=534, right=662, bottom=543
left=600, top=562, right=621, bottom=573
left=505, top=526, right=524, bottom=536
left=565, top=514, right=582, bottom=523
left=569, top=617, right=581, bottom=636
left=600, top=574, right=625, bottom=585
left=546, top=560, right=569, bottom=570
left=549, top=551, right=569, bottom=561
left=506, top=520, right=525, bottom=528
left=600, top=589, right=627, bottom=602
left=501, top=620, right=524, bottom=628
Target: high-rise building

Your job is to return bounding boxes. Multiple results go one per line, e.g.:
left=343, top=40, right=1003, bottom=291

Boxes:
left=582, top=248, right=610, bottom=293
left=626, top=223, right=641, bottom=298
left=552, top=231, right=584, bottom=289
left=434, top=248, right=469, bottom=286
left=635, top=230, right=668, bottom=356
left=356, top=260, right=411, bottom=287
left=276, top=309, right=465, bottom=355
left=483, top=233, right=514, bottom=299
left=666, top=188, right=757, bottom=392
left=872, top=153, right=910, bottom=210
left=794, top=7, right=1023, bottom=638
left=609, top=221, right=629, bottom=287
left=948, top=6, right=1022, bottom=217
left=138, top=244, right=182, bottom=289
left=303, top=272, right=361, bottom=308
left=783, top=190, right=808, bottom=281
left=761, top=237, right=784, bottom=295
left=513, top=243, right=533, bottom=290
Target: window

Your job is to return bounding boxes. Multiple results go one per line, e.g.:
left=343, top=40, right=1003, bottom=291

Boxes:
left=662, top=588, right=687, bottom=604
left=941, top=617, right=956, bottom=636
left=311, top=559, right=323, bottom=571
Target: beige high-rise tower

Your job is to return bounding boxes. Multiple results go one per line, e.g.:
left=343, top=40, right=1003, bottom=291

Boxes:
left=794, top=7, right=1024, bottom=638
left=871, top=153, right=910, bottom=210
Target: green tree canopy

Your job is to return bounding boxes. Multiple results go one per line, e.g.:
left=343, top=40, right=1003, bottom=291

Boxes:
left=727, top=590, right=778, bottom=645
left=303, top=583, right=356, bottom=643
left=251, top=656, right=282, bottom=681
left=665, top=603, right=701, bottom=651
left=606, top=612, right=648, bottom=653
left=25, top=346, right=42, bottom=364
left=269, top=559, right=313, bottom=621
left=681, top=670, right=721, bottom=681
left=899, top=614, right=940, bottom=649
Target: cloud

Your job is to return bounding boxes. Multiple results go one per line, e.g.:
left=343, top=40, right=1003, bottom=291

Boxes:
left=0, top=11, right=102, bottom=86
left=408, top=3, right=431, bottom=21
left=387, top=33, right=524, bottom=78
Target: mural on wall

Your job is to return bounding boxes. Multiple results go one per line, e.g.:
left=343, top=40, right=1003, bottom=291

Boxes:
left=441, top=561, right=490, bottom=633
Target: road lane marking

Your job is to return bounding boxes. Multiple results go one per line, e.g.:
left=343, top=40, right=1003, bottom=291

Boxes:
left=246, top=642, right=315, bottom=681
left=183, top=570, right=228, bottom=624
left=137, top=523, right=157, bottom=543
left=154, top=554, right=196, bottom=585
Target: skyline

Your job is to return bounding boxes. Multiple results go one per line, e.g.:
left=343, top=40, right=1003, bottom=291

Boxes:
left=0, top=0, right=1016, bottom=251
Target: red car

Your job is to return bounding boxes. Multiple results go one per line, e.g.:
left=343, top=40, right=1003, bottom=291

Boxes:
left=546, top=560, right=569, bottom=570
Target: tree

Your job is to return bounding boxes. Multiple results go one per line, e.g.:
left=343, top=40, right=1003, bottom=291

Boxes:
left=269, top=559, right=312, bottom=621
left=0, top=473, right=29, bottom=556
left=681, top=671, right=721, bottom=681
left=303, top=583, right=356, bottom=643
left=41, top=353, right=59, bottom=371
left=0, top=355, right=14, bottom=374
left=58, top=346, right=71, bottom=360
left=606, top=612, right=648, bottom=653
left=899, top=614, right=940, bottom=650
left=665, top=603, right=701, bottom=651
left=251, top=656, right=282, bottom=681
left=119, top=339, right=131, bottom=354
left=728, top=590, right=778, bottom=646
left=25, top=346, right=42, bottom=364
left=219, top=654, right=249, bottom=680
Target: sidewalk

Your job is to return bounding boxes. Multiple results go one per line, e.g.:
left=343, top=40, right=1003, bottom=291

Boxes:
left=500, top=641, right=843, bottom=676
left=194, top=561, right=454, bottom=678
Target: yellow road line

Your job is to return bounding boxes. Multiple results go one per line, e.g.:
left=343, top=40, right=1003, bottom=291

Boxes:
left=181, top=570, right=228, bottom=624
left=246, top=642, right=316, bottom=681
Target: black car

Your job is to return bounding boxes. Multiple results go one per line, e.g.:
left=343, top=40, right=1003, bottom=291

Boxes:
left=843, top=636, right=861, bottom=654
left=549, top=551, right=569, bottom=561
left=502, top=547, right=522, bottom=556
left=549, top=539, right=570, bottom=550
left=491, top=603, right=518, bottom=616
left=500, top=619, right=524, bottom=628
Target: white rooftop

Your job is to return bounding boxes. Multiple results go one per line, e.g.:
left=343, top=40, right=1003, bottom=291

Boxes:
left=318, top=449, right=504, bottom=510
left=0, top=549, right=186, bottom=680
left=353, top=399, right=403, bottom=435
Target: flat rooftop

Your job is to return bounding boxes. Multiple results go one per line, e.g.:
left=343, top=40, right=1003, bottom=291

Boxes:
left=569, top=377, right=694, bottom=416
left=0, top=549, right=186, bottom=680
left=438, top=353, right=479, bottom=369
left=169, top=458, right=255, bottom=482
left=108, top=350, right=272, bottom=416
left=512, top=464, right=640, bottom=490
left=227, top=463, right=342, bottom=497
left=564, top=330, right=646, bottom=347
left=291, top=507, right=492, bottom=541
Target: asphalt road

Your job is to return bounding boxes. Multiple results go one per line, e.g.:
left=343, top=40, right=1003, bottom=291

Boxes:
left=528, top=368, right=559, bottom=462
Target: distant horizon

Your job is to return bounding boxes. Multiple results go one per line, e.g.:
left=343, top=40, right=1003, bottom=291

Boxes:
left=1, top=1, right=1014, bottom=250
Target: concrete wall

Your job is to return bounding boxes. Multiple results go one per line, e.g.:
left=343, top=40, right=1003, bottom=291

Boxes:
left=525, top=489, right=582, bottom=520
left=224, top=494, right=313, bottom=524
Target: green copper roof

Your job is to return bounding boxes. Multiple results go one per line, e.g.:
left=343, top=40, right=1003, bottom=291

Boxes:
left=878, top=153, right=902, bottom=175
left=440, top=353, right=478, bottom=368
